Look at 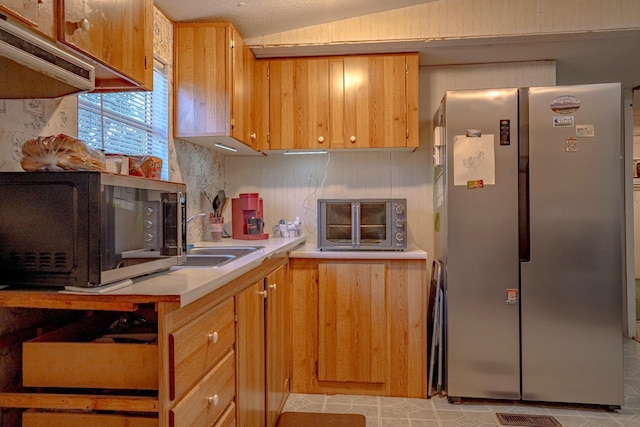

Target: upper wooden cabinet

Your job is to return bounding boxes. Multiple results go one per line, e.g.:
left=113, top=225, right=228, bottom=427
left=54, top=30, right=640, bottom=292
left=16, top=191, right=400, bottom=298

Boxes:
left=0, top=0, right=56, bottom=39
left=262, top=53, right=419, bottom=151
left=174, top=22, right=257, bottom=150
left=59, top=0, right=153, bottom=91
left=269, top=58, right=330, bottom=150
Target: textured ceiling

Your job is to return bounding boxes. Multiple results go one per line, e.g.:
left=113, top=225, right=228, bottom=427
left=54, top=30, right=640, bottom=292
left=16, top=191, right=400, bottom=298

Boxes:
left=154, top=0, right=435, bottom=39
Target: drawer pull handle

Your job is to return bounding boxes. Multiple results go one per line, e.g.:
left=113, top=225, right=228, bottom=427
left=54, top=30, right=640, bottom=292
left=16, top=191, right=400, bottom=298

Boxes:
left=269, top=283, right=277, bottom=291
left=208, top=394, right=219, bottom=406
left=207, top=332, right=219, bottom=343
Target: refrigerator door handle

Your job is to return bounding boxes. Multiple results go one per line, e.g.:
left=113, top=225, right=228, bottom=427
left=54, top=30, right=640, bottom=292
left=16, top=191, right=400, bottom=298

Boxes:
left=352, top=202, right=360, bottom=248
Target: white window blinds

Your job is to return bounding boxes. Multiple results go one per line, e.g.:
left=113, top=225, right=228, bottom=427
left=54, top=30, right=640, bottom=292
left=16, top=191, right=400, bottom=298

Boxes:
left=78, top=63, right=169, bottom=180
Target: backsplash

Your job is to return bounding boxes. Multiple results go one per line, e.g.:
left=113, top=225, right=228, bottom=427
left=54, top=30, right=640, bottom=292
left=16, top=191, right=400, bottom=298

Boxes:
left=0, top=97, right=78, bottom=172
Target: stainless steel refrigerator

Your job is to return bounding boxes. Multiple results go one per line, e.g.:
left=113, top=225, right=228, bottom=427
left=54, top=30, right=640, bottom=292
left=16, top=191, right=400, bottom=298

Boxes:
left=433, top=83, right=624, bottom=407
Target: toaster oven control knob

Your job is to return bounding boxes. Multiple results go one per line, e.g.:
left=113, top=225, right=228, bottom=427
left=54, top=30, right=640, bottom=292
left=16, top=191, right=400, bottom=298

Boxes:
left=395, top=219, right=405, bottom=228
left=395, top=232, right=405, bottom=242
left=145, top=220, right=154, bottom=229
left=145, top=207, right=155, bottom=216
left=395, top=204, right=405, bottom=215
left=144, top=233, right=154, bottom=242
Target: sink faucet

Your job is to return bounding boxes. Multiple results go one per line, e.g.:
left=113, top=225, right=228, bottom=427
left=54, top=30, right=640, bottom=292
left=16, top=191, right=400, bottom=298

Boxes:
left=187, top=212, right=207, bottom=224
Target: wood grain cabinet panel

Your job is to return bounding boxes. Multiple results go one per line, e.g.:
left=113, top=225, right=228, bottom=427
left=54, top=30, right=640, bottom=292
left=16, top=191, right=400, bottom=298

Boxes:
left=236, top=280, right=266, bottom=427
left=59, top=0, right=153, bottom=90
left=342, top=55, right=412, bottom=149
left=236, top=261, right=290, bottom=427
left=169, top=350, right=235, bottom=427
left=0, top=0, right=56, bottom=38
left=269, top=58, right=330, bottom=150
left=291, top=258, right=427, bottom=398
left=169, top=297, right=235, bottom=401
left=264, top=53, right=419, bottom=150
left=265, top=263, right=289, bottom=427
left=174, top=22, right=257, bottom=149
left=318, top=262, right=387, bottom=383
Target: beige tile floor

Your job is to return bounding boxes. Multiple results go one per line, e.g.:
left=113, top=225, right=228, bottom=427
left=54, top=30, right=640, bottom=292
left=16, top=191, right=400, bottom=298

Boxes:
left=283, top=338, right=640, bottom=427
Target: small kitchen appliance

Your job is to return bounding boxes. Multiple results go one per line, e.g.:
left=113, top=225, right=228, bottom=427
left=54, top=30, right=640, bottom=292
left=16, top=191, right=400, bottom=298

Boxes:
left=317, top=199, right=407, bottom=251
left=0, top=171, right=186, bottom=287
left=231, top=193, right=269, bottom=240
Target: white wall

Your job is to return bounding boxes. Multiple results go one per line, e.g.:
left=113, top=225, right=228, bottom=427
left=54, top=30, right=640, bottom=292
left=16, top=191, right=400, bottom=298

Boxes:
left=225, top=60, right=556, bottom=261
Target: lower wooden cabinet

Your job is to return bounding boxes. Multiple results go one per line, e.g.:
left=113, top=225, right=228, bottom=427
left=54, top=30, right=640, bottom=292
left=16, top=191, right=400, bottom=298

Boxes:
left=22, top=410, right=157, bottom=427
left=290, top=258, right=427, bottom=398
left=236, top=261, right=290, bottom=427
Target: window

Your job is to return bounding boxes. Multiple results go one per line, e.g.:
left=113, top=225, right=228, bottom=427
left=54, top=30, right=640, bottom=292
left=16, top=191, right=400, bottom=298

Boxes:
left=78, top=61, right=169, bottom=180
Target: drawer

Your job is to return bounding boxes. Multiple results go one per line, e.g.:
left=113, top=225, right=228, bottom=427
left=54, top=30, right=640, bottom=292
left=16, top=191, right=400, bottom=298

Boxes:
left=215, top=402, right=236, bottom=427
left=23, top=314, right=158, bottom=390
left=170, top=350, right=235, bottom=427
left=169, top=297, right=235, bottom=400
left=22, top=410, right=157, bottom=427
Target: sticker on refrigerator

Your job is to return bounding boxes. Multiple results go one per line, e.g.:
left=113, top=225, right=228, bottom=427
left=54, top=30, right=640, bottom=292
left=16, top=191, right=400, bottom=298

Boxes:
left=565, top=137, right=578, bottom=152
left=576, top=124, right=595, bottom=137
left=553, top=116, right=574, bottom=127
left=499, top=119, right=510, bottom=145
left=453, top=134, right=496, bottom=187
left=550, top=95, right=581, bottom=114
left=506, top=289, right=518, bottom=305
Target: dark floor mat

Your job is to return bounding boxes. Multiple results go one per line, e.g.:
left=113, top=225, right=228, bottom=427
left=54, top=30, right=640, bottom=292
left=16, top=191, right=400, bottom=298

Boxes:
left=496, top=413, right=562, bottom=426
left=276, top=412, right=367, bottom=427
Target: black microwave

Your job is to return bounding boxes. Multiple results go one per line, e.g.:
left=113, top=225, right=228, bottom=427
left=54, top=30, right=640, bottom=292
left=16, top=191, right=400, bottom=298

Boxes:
left=317, top=199, right=407, bottom=251
left=0, top=171, right=186, bottom=287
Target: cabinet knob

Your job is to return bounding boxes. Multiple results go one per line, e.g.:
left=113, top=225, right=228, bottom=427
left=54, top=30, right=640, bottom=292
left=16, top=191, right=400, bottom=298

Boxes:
left=269, top=283, right=277, bottom=291
left=350, top=135, right=356, bottom=143
left=75, top=18, right=91, bottom=32
left=251, top=133, right=256, bottom=140
left=207, top=394, right=219, bottom=406
left=258, top=290, right=267, bottom=299
left=207, top=331, right=219, bottom=343
left=318, top=136, right=325, bottom=143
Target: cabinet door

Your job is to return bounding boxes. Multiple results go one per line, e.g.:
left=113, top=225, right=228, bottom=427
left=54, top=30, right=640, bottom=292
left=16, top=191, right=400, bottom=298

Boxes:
left=174, top=23, right=231, bottom=138
left=231, top=29, right=256, bottom=147
left=269, top=58, right=330, bottom=150
left=60, top=0, right=151, bottom=88
left=318, top=262, right=387, bottom=383
left=265, top=264, right=289, bottom=427
left=342, top=55, right=409, bottom=148
left=236, top=280, right=266, bottom=427
left=0, top=0, right=55, bottom=38
left=253, top=60, right=270, bottom=151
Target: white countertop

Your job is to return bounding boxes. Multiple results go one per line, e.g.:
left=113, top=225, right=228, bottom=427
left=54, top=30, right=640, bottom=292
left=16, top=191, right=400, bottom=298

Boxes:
left=66, top=237, right=426, bottom=307
left=291, top=243, right=428, bottom=259
left=100, top=236, right=306, bottom=306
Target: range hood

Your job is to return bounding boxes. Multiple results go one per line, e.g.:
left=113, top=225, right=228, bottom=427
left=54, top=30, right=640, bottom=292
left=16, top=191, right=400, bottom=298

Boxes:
left=0, top=14, right=95, bottom=99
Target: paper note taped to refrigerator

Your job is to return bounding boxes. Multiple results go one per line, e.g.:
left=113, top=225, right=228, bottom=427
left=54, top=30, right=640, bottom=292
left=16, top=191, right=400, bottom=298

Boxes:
left=453, top=134, right=496, bottom=186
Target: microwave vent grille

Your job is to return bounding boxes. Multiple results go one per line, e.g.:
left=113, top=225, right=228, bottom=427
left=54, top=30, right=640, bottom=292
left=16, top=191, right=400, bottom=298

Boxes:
left=8, top=252, right=69, bottom=271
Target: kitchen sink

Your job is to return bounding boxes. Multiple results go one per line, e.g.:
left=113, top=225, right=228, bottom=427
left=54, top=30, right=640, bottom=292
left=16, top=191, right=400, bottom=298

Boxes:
left=174, top=246, right=264, bottom=268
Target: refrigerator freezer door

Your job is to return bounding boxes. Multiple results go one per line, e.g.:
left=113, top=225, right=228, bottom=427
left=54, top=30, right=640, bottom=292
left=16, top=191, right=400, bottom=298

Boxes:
left=521, top=83, right=624, bottom=406
left=443, top=88, right=521, bottom=400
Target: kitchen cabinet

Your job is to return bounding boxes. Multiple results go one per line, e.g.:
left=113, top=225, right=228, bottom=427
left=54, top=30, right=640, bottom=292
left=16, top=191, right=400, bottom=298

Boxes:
left=290, top=258, right=427, bottom=397
left=0, top=253, right=292, bottom=427
left=318, top=262, right=387, bottom=383
left=0, top=0, right=56, bottom=39
left=268, top=58, right=330, bottom=150
left=263, top=53, right=419, bottom=151
left=59, top=0, right=153, bottom=91
left=174, top=22, right=257, bottom=150
left=236, top=261, right=290, bottom=427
